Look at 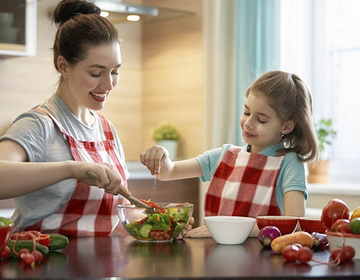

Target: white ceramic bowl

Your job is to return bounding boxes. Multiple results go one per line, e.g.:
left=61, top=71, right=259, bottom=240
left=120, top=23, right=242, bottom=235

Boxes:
left=204, top=216, right=256, bottom=245
left=326, top=232, right=360, bottom=259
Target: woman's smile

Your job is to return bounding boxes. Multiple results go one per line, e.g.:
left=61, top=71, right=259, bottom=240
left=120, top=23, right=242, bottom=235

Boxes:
left=90, top=91, right=108, bottom=102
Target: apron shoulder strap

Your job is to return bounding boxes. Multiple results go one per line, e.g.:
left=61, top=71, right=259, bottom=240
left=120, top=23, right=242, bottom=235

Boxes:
left=96, top=113, right=115, bottom=140
left=33, top=108, right=69, bottom=136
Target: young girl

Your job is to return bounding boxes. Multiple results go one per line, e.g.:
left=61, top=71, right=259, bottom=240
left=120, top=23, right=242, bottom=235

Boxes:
left=140, top=71, right=319, bottom=237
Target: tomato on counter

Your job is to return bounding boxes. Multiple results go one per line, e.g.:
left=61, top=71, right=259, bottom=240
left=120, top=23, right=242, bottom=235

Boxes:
left=321, top=199, right=350, bottom=230
left=332, top=219, right=352, bottom=233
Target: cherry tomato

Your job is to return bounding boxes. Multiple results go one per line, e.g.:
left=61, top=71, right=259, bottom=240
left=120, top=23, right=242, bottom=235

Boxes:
left=282, top=244, right=300, bottom=261
left=321, top=199, right=350, bottom=230
left=296, top=247, right=313, bottom=263
left=332, top=219, right=352, bottom=233
left=343, top=246, right=355, bottom=261
left=150, top=230, right=171, bottom=241
left=331, top=247, right=346, bottom=263
left=0, top=245, right=11, bottom=259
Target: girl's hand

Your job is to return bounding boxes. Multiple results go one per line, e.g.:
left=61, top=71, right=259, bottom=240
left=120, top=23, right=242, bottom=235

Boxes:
left=177, top=216, right=195, bottom=239
left=184, top=224, right=212, bottom=238
left=72, top=162, right=130, bottom=196
left=140, top=145, right=169, bottom=175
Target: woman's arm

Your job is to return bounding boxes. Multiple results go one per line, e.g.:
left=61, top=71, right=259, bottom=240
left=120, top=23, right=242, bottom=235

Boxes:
left=0, top=140, right=130, bottom=199
left=140, top=145, right=203, bottom=180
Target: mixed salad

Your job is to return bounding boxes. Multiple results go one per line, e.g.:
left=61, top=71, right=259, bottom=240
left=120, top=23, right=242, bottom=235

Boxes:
left=0, top=217, right=12, bottom=227
left=125, top=202, right=192, bottom=241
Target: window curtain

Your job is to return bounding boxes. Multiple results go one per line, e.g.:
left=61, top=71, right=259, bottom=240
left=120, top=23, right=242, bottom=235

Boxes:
left=235, top=0, right=281, bottom=145
left=204, top=0, right=281, bottom=148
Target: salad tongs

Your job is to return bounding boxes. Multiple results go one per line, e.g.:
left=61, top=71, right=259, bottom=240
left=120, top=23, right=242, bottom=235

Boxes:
left=86, top=171, right=155, bottom=212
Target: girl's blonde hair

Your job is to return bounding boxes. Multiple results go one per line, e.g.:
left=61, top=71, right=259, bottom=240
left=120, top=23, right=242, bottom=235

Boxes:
left=245, top=71, right=319, bottom=162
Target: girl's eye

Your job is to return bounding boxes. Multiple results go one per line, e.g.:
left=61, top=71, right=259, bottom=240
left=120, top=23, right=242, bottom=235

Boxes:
left=258, top=119, right=266, bottom=124
left=90, top=73, right=101, bottom=77
left=243, top=111, right=250, bottom=116
left=111, top=71, right=119, bottom=76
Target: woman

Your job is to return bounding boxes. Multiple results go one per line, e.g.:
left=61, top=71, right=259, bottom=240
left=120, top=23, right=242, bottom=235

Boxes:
left=0, top=0, right=134, bottom=236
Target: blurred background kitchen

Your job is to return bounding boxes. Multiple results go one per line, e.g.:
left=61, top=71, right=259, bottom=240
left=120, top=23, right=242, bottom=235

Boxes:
left=0, top=0, right=359, bottom=223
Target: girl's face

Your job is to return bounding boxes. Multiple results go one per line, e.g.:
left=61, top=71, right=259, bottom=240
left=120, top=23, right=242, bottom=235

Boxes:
left=63, top=41, right=122, bottom=112
left=240, top=91, right=292, bottom=153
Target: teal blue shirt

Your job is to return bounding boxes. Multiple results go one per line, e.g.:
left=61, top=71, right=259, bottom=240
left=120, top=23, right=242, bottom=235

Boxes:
left=195, top=142, right=308, bottom=215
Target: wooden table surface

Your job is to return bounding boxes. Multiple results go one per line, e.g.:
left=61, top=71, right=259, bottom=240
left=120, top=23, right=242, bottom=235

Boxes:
left=0, top=235, right=359, bottom=279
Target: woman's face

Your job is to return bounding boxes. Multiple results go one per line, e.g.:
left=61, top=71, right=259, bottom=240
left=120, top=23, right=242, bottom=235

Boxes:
left=64, top=41, right=122, bottom=111
left=240, top=91, right=288, bottom=153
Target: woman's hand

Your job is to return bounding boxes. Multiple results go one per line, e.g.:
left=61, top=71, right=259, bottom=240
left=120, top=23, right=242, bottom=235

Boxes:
left=140, top=145, right=169, bottom=175
left=73, top=162, right=130, bottom=196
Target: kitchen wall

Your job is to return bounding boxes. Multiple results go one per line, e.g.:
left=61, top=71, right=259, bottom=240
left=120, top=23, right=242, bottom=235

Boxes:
left=0, top=0, right=204, bottom=161
left=140, top=0, right=204, bottom=159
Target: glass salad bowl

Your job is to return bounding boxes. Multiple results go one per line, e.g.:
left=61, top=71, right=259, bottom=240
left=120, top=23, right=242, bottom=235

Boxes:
left=117, top=202, right=194, bottom=242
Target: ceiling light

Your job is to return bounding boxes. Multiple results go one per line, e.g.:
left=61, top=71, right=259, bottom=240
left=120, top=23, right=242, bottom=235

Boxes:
left=126, top=15, right=140, bottom=22
left=100, top=11, right=109, bottom=17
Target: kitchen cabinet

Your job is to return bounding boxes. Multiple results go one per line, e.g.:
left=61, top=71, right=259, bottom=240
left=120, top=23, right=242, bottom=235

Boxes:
left=0, top=0, right=36, bottom=57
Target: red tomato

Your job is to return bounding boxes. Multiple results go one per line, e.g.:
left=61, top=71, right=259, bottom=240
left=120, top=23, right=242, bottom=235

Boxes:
left=332, top=219, right=352, bottom=233
left=321, top=199, right=350, bottom=230
left=150, top=230, right=171, bottom=241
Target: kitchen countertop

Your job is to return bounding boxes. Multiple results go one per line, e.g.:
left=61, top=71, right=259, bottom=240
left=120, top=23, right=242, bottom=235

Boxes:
left=0, top=235, right=359, bottom=279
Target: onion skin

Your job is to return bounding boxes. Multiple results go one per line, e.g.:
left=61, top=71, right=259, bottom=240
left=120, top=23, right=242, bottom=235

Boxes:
left=258, top=226, right=281, bottom=247
left=311, top=232, right=329, bottom=250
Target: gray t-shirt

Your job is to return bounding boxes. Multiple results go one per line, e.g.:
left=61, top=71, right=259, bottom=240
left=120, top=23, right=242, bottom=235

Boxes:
left=0, top=94, right=129, bottom=231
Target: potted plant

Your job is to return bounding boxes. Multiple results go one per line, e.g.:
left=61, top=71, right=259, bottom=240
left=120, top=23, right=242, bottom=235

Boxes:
left=307, top=118, right=337, bottom=184
left=151, top=122, right=180, bottom=160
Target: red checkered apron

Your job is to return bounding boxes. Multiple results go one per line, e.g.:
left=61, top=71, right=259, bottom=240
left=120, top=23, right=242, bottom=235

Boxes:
left=204, top=145, right=283, bottom=218
left=24, top=108, right=127, bottom=236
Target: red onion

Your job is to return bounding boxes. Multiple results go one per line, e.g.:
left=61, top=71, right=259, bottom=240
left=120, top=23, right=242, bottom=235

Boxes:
left=311, top=232, right=329, bottom=250
left=258, top=226, right=281, bottom=247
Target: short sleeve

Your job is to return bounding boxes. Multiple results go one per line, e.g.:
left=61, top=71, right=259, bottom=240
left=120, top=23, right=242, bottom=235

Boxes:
left=195, top=144, right=233, bottom=182
left=278, top=153, right=308, bottom=200
left=0, top=112, right=53, bottom=162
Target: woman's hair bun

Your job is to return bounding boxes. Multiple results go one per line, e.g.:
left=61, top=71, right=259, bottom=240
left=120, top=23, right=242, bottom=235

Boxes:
left=53, top=0, right=101, bottom=26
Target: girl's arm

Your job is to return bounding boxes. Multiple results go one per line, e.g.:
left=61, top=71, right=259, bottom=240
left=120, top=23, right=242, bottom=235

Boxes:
left=283, top=190, right=306, bottom=217
left=140, top=145, right=203, bottom=180
left=0, top=140, right=130, bottom=199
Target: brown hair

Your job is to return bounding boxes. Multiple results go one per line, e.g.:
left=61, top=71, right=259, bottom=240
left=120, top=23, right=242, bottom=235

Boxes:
left=52, top=0, right=120, bottom=70
left=245, top=71, right=319, bottom=162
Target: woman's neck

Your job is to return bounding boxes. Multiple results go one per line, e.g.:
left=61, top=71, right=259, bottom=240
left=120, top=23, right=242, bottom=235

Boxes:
left=55, top=85, right=95, bottom=126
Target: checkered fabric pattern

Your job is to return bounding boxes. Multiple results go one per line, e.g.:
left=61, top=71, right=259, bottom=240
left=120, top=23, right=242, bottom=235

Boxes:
left=204, top=145, right=283, bottom=218
left=25, top=109, right=127, bottom=236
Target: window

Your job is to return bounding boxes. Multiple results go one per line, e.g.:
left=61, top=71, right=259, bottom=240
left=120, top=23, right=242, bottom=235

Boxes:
left=280, top=0, right=360, bottom=183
